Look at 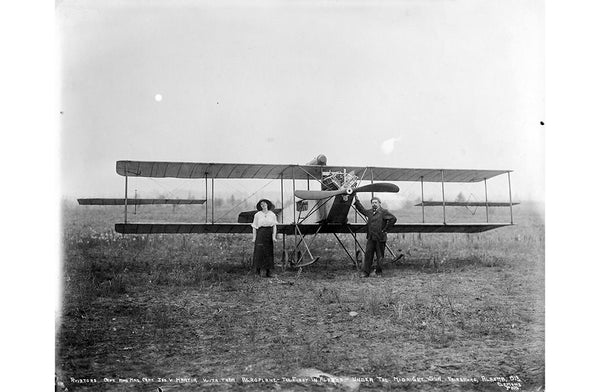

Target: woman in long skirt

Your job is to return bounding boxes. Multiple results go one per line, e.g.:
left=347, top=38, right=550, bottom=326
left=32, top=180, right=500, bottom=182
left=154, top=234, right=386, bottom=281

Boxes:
left=251, top=199, right=278, bottom=277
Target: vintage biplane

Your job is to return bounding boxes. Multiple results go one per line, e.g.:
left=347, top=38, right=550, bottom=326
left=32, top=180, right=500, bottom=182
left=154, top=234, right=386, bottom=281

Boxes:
left=78, top=154, right=516, bottom=268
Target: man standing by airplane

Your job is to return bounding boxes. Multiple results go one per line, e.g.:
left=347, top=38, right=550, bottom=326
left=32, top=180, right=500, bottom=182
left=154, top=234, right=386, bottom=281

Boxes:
left=354, top=196, right=397, bottom=277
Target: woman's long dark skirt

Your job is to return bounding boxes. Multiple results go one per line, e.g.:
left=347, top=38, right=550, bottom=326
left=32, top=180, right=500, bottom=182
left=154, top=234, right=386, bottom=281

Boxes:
left=253, top=226, right=274, bottom=270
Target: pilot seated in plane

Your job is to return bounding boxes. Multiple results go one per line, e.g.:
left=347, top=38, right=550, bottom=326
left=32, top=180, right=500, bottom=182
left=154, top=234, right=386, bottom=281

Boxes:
left=354, top=196, right=397, bottom=277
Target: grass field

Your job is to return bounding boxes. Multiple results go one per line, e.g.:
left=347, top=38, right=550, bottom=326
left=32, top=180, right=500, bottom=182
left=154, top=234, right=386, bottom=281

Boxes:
left=56, top=201, right=544, bottom=391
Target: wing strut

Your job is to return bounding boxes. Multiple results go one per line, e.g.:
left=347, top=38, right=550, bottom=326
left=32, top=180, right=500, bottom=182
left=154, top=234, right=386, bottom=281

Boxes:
left=420, top=176, right=425, bottom=223
left=508, top=171, right=513, bottom=224
left=124, top=164, right=128, bottom=224
left=484, top=178, right=489, bottom=222
left=332, top=233, right=357, bottom=268
left=280, top=173, right=286, bottom=255
left=297, top=197, right=332, bottom=224
left=347, top=226, right=365, bottom=270
left=297, top=165, right=325, bottom=188
left=292, top=167, right=297, bottom=256
left=370, top=167, right=374, bottom=199
left=441, top=170, right=446, bottom=224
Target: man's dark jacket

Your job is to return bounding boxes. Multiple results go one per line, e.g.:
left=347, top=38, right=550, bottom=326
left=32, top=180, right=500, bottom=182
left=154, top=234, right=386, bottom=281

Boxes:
left=354, top=199, right=397, bottom=242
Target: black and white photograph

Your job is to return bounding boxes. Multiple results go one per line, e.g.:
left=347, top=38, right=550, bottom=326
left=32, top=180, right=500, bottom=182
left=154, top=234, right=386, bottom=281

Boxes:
left=54, top=0, right=546, bottom=390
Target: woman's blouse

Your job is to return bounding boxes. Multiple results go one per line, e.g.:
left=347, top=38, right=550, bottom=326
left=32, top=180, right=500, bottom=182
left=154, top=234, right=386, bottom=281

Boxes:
left=251, top=210, right=278, bottom=230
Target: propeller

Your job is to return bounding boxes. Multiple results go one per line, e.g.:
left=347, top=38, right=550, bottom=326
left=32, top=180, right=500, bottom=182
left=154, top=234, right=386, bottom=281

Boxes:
left=354, top=183, right=399, bottom=194
left=294, top=183, right=399, bottom=200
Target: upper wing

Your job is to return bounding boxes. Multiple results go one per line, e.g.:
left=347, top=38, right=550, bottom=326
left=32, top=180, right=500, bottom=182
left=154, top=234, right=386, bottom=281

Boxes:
left=323, top=166, right=510, bottom=182
left=415, top=201, right=519, bottom=207
left=116, top=160, right=509, bottom=182
left=115, top=222, right=511, bottom=235
left=116, top=161, right=323, bottom=180
left=78, top=198, right=206, bottom=205
left=415, top=201, right=520, bottom=207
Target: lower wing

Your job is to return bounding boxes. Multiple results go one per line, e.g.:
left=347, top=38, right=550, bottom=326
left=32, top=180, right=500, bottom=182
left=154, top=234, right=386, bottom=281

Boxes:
left=115, top=222, right=511, bottom=234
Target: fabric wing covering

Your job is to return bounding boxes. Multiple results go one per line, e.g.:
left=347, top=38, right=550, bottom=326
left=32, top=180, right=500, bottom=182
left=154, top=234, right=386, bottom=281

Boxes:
left=116, top=161, right=509, bottom=183
left=415, top=201, right=519, bottom=207
left=78, top=198, right=206, bottom=205
left=115, top=223, right=511, bottom=235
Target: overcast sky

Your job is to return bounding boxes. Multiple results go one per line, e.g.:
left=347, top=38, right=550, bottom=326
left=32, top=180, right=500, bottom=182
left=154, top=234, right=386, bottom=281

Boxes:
left=58, top=0, right=544, bottom=202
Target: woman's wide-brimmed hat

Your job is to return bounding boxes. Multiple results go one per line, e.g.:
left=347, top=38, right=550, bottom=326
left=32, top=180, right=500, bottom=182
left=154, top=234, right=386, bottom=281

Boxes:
left=256, top=199, right=275, bottom=211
